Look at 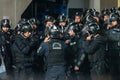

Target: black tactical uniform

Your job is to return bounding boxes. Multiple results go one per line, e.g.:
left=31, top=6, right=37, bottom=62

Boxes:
left=0, top=19, right=13, bottom=76
left=44, top=15, right=55, bottom=36
left=100, top=8, right=111, bottom=35
left=29, top=18, right=45, bottom=80
left=56, top=13, right=68, bottom=41
left=37, top=25, right=66, bottom=80
left=65, top=24, right=86, bottom=80
left=84, top=23, right=106, bottom=80
left=11, top=22, right=34, bottom=80
left=105, top=13, right=120, bottom=80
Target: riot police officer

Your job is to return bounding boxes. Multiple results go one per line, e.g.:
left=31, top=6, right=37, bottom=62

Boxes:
left=29, top=18, right=40, bottom=33
left=101, top=8, right=110, bottom=22
left=83, top=22, right=106, bottom=80
left=72, top=12, right=83, bottom=31
left=29, top=18, right=45, bottom=80
left=37, top=25, right=66, bottom=80
left=65, top=24, right=82, bottom=80
left=0, top=19, right=13, bottom=77
left=14, top=19, right=28, bottom=35
left=100, top=8, right=111, bottom=35
left=57, top=13, right=67, bottom=34
left=105, top=13, right=120, bottom=80
left=57, top=13, right=68, bottom=40
left=11, top=22, right=34, bottom=80
left=44, top=15, right=55, bottom=36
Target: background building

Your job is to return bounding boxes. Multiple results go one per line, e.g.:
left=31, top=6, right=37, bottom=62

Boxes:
left=0, top=0, right=119, bottom=28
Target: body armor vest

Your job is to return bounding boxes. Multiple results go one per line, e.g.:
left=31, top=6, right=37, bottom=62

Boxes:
left=47, top=39, right=65, bottom=66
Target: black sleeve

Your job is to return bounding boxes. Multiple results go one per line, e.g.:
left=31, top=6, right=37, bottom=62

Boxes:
left=75, top=38, right=86, bottom=67
left=75, top=49, right=86, bottom=67
left=37, top=42, right=49, bottom=57
left=84, top=37, right=101, bottom=54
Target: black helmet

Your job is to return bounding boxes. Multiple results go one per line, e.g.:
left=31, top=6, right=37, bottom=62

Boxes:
left=15, top=19, right=28, bottom=32
left=74, top=12, right=82, bottom=17
left=110, top=7, right=117, bottom=13
left=1, top=19, right=11, bottom=28
left=87, top=8, right=96, bottom=14
left=87, top=22, right=100, bottom=34
left=29, top=18, right=40, bottom=25
left=58, top=13, right=67, bottom=22
left=68, top=24, right=80, bottom=33
left=85, top=15, right=96, bottom=24
left=101, top=8, right=111, bottom=16
left=49, top=25, right=60, bottom=39
left=109, top=13, right=119, bottom=22
left=102, top=8, right=110, bottom=14
left=92, top=11, right=100, bottom=17
left=44, top=15, right=54, bottom=23
left=15, top=24, right=22, bottom=32
left=21, top=22, right=33, bottom=33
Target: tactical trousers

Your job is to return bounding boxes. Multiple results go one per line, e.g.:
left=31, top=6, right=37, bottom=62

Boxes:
left=45, top=65, right=66, bottom=80
left=109, top=50, right=120, bottom=80
left=13, top=66, right=33, bottom=80
left=67, top=72, right=85, bottom=80
left=108, top=49, right=120, bottom=80
left=90, top=62, right=106, bottom=80
left=66, top=69, right=90, bottom=80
